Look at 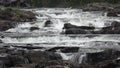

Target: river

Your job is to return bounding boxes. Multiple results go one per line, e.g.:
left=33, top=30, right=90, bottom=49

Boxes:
left=0, top=8, right=120, bottom=64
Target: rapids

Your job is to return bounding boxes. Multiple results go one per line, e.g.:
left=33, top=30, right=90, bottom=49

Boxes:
left=0, top=8, right=120, bottom=64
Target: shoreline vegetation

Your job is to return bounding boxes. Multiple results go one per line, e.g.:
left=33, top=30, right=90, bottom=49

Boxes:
left=0, top=0, right=120, bottom=8
left=30, top=0, right=120, bottom=8
left=0, top=7, right=36, bottom=31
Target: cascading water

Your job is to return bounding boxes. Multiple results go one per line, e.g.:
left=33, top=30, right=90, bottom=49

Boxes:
left=0, top=8, right=120, bottom=64
left=70, top=53, right=87, bottom=64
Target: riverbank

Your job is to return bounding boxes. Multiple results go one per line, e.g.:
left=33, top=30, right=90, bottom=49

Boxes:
left=0, top=45, right=120, bottom=68
left=0, top=7, right=36, bottom=31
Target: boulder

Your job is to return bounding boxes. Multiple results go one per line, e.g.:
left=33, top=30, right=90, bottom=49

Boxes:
left=24, top=51, right=62, bottom=63
left=64, top=28, right=88, bottom=34
left=107, top=11, right=118, bottom=17
left=44, top=20, right=53, bottom=27
left=62, top=23, right=95, bottom=34
left=63, top=23, right=95, bottom=30
left=99, top=21, right=120, bottom=34
left=111, top=21, right=120, bottom=27
left=46, top=47, right=79, bottom=53
left=21, top=11, right=36, bottom=22
left=9, top=55, right=28, bottom=66
left=0, top=20, right=14, bottom=31
left=61, top=47, right=79, bottom=53
left=71, top=49, right=120, bottom=65
left=0, top=53, right=13, bottom=67
left=95, top=60, right=120, bottom=68
left=29, top=27, right=39, bottom=31
left=85, top=49, right=120, bottom=64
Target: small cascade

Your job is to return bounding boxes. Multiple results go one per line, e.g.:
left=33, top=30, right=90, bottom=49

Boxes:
left=78, top=53, right=87, bottom=64
left=57, top=52, right=74, bottom=60
left=0, top=8, right=120, bottom=65
left=70, top=52, right=87, bottom=64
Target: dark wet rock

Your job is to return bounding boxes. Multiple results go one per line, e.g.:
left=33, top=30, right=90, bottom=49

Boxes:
left=107, top=11, right=118, bottom=17
left=0, top=47, right=81, bottom=68
left=0, top=8, right=36, bottom=31
left=107, top=10, right=120, bottom=17
left=99, top=21, right=120, bottom=34
left=46, top=47, right=65, bottom=52
left=46, top=47, right=79, bottom=53
left=0, top=20, right=14, bottom=31
left=79, top=59, right=120, bottom=68
left=62, top=23, right=94, bottom=34
left=0, top=36, right=5, bottom=38
left=44, top=20, right=53, bottom=27
left=15, top=63, right=37, bottom=68
left=30, top=27, right=39, bottom=31
left=61, top=47, right=79, bottom=53
left=9, top=55, right=28, bottom=66
left=105, top=29, right=120, bottom=34
left=63, top=22, right=120, bottom=34
left=63, top=23, right=95, bottom=30
left=0, top=53, right=13, bottom=67
left=9, top=50, right=25, bottom=56
left=12, top=44, right=43, bottom=50
left=94, top=60, right=120, bottom=68
left=24, top=51, right=62, bottom=63
left=64, top=28, right=88, bottom=34
left=12, top=45, right=43, bottom=50
left=0, top=53, right=28, bottom=67
left=0, top=48, right=10, bottom=54
left=37, top=60, right=79, bottom=68
left=10, top=10, right=36, bottom=22
left=111, top=21, right=120, bottom=27
left=0, top=61, right=6, bottom=68
left=21, top=11, right=36, bottom=22
left=85, top=49, right=120, bottom=64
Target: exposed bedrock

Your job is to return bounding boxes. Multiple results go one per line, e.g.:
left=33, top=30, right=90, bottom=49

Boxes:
left=71, top=49, right=120, bottom=68
left=63, top=21, right=120, bottom=34
left=0, top=8, right=36, bottom=31
left=99, top=21, right=120, bottom=34
left=45, top=47, right=79, bottom=53
left=85, top=49, right=120, bottom=64
left=62, top=23, right=95, bottom=34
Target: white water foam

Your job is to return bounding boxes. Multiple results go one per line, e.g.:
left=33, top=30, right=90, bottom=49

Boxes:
left=1, top=8, right=120, bottom=64
left=6, top=8, right=120, bottom=33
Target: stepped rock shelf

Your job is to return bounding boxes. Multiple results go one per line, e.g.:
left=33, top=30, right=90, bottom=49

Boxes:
left=0, top=8, right=120, bottom=68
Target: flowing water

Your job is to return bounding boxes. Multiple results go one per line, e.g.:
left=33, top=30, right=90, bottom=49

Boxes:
left=0, top=8, right=120, bottom=63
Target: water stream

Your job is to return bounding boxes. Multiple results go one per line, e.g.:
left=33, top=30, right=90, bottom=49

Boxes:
left=0, top=8, right=120, bottom=63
